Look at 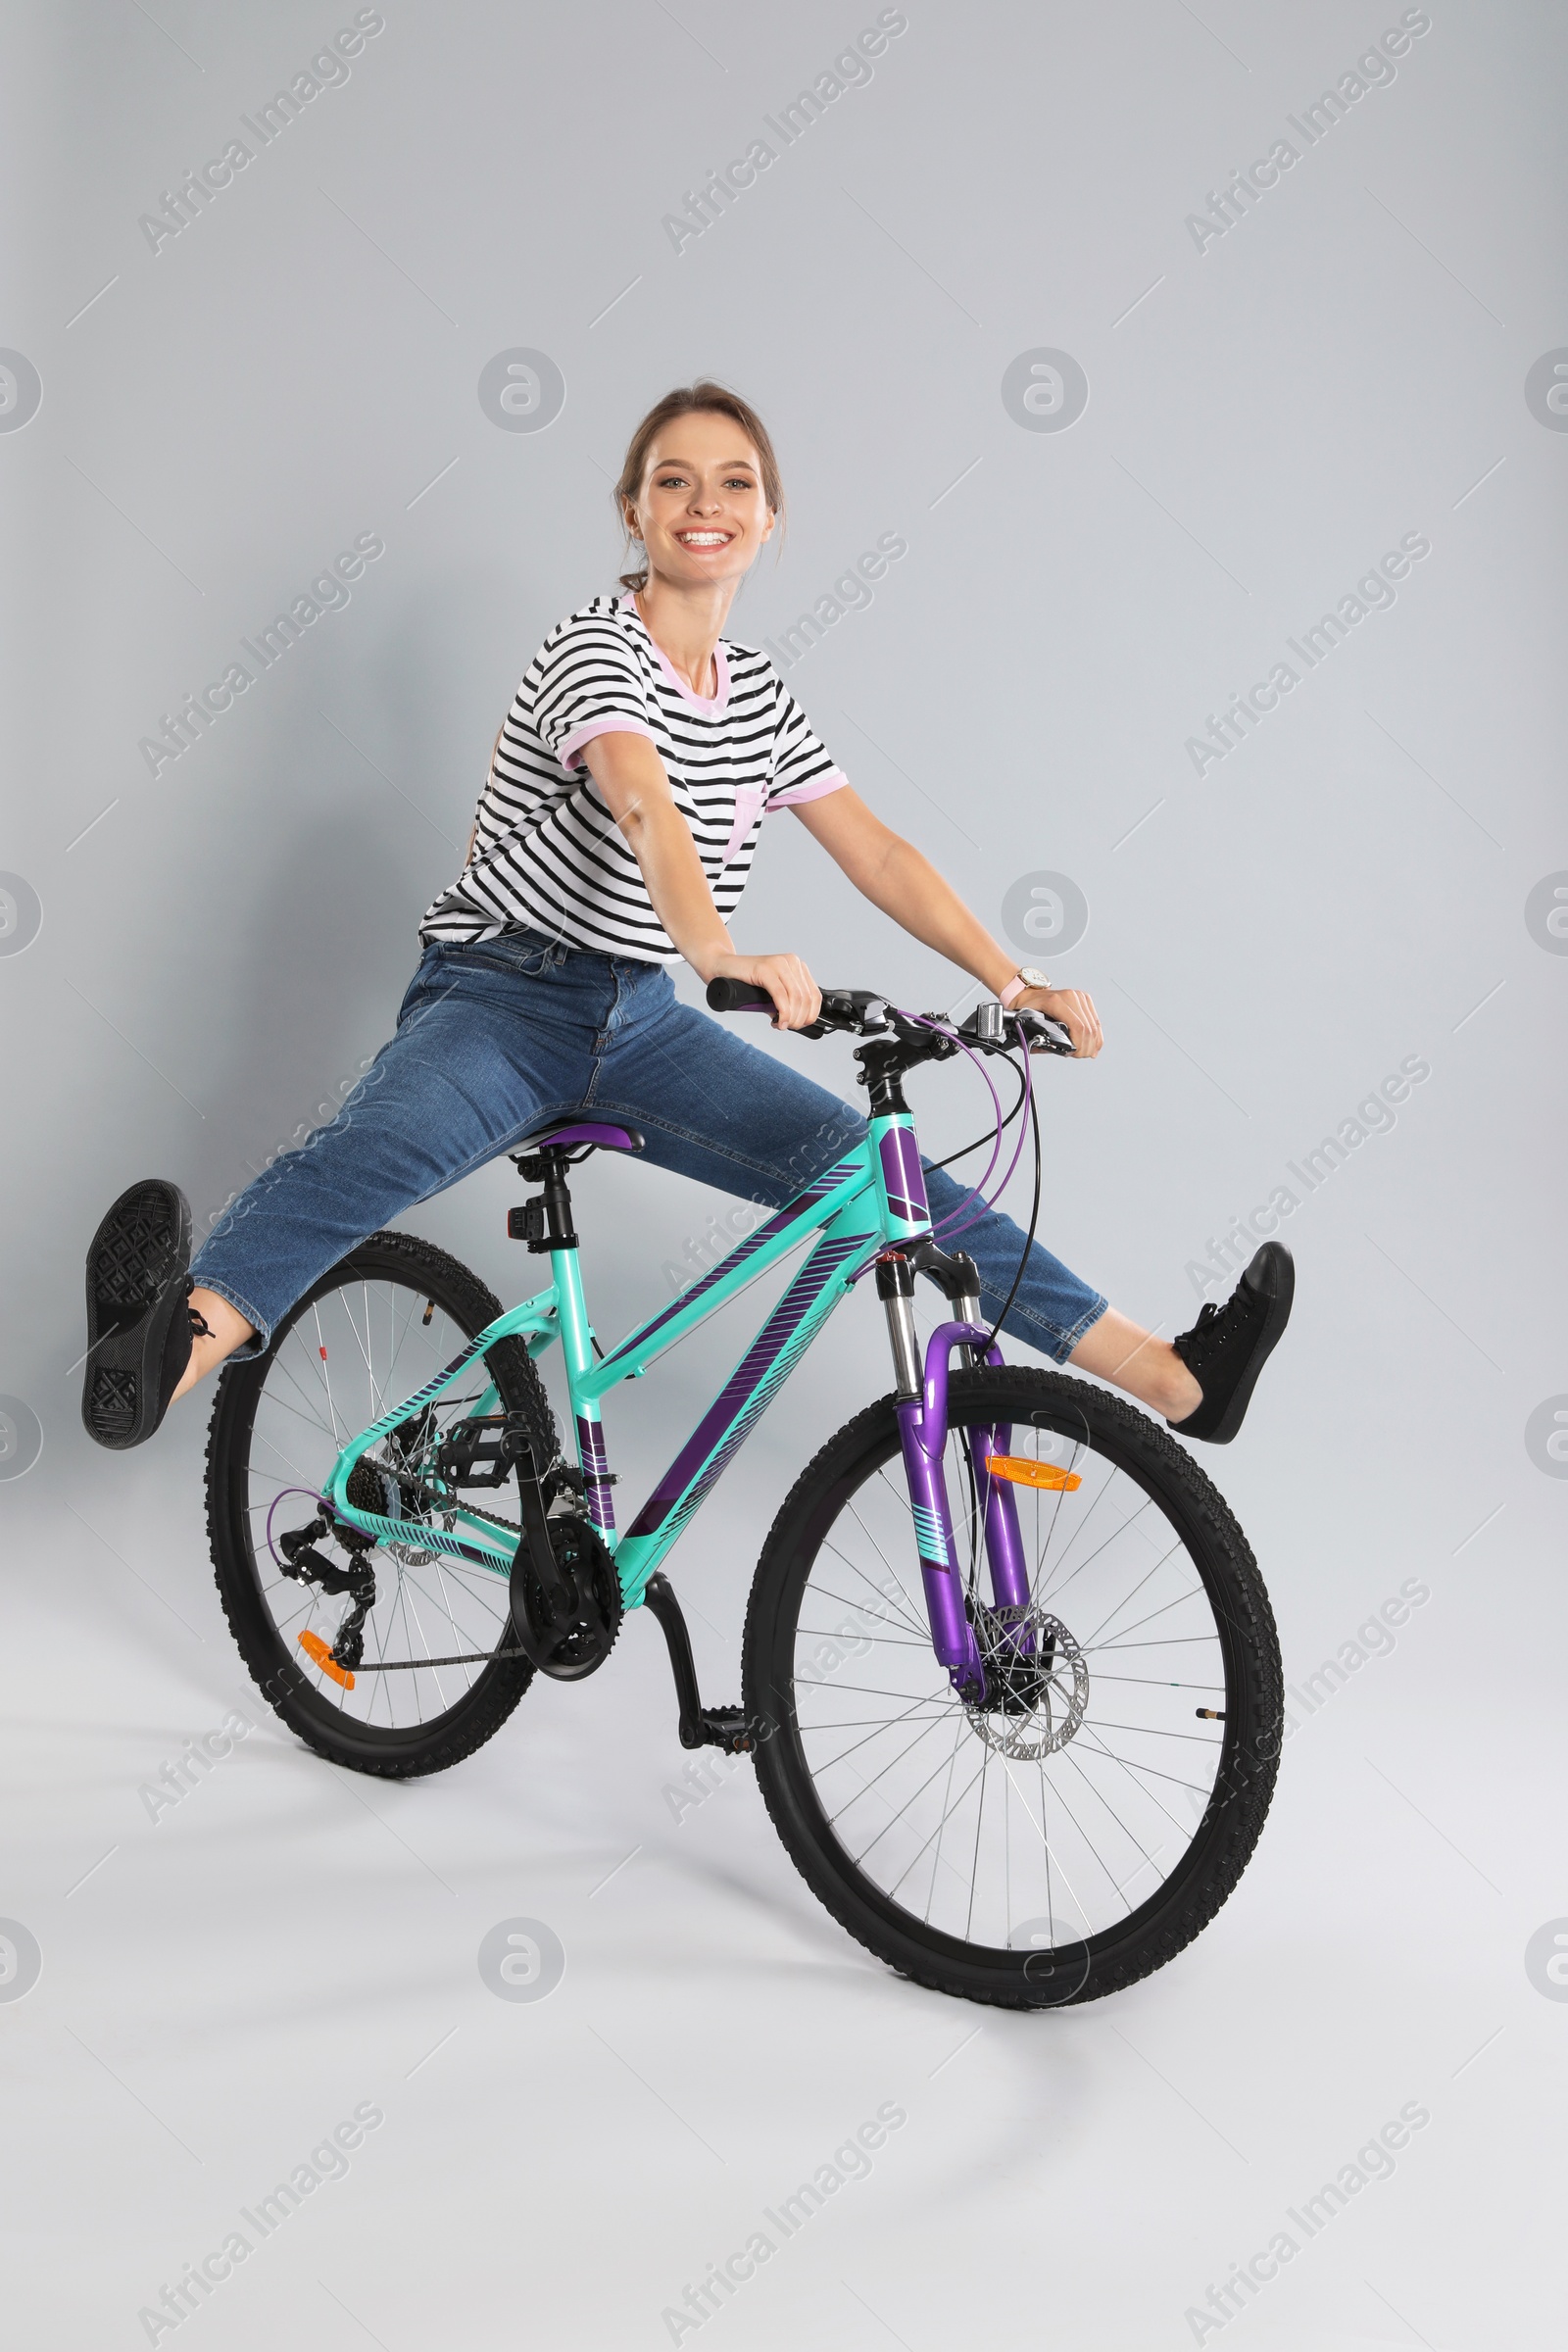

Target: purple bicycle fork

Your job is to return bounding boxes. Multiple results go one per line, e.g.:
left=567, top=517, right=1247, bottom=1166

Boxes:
left=895, top=1319, right=1034, bottom=1697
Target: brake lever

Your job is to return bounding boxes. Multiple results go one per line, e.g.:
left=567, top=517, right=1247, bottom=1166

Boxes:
left=1014, top=1010, right=1075, bottom=1055
left=802, top=991, right=893, bottom=1039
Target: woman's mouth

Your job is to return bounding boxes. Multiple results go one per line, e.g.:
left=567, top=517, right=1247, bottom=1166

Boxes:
left=675, top=530, right=734, bottom=549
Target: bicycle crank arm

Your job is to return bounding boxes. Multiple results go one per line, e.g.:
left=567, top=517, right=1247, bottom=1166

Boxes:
left=641, top=1574, right=758, bottom=1753
left=507, top=1473, right=623, bottom=1683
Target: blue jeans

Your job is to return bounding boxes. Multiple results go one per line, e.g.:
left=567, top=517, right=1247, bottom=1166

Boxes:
left=191, top=933, right=1107, bottom=1364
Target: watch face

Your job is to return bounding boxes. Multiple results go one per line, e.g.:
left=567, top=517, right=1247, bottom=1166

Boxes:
left=1016, top=968, right=1049, bottom=989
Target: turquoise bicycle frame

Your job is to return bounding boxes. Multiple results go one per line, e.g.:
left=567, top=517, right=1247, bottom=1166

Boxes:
left=318, top=1110, right=947, bottom=1612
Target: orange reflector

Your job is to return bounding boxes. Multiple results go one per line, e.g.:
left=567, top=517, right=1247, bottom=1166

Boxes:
left=297, top=1629, right=355, bottom=1689
left=986, top=1454, right=1081, bottom=1492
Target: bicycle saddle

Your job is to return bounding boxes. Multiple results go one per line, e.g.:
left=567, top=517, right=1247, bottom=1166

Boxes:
left=513, top=1121, right=645, bottom=1156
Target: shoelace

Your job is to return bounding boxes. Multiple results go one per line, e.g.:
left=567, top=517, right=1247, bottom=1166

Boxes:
left=1180, top=1290, right=1254, bottom=1366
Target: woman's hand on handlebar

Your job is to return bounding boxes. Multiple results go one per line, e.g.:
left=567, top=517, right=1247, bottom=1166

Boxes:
left=709, top=952, right=822, bottom=1032
left=1017, top=984, right=1102, bottom=1057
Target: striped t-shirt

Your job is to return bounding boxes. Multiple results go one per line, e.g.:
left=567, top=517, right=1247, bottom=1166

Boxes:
left=420, top=595, right=848, bottom=961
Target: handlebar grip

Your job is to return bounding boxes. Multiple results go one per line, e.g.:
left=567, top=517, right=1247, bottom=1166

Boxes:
left=706, top=978, right=777, bottom=1014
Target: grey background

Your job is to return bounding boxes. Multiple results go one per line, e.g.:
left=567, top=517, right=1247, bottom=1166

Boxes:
left=2, top=2, right=1563, bottom=2346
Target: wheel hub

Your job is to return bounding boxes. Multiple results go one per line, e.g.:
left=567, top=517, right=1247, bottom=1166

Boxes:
left=964, top=1608, right=1089, bottom=1759
left=346, top=1452, right=441, bottom=1566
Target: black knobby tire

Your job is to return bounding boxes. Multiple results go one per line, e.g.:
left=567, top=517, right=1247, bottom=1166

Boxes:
left=744, top=1367, right=1282, bottom=2007
left=207, top=1229, right=558, bottom=1778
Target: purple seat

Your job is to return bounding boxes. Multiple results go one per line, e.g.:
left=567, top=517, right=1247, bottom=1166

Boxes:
left=514, top=1121, right=645, bottom=1157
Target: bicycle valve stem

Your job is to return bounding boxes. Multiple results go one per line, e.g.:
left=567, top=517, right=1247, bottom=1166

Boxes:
left=875, top=1252, right=921, bottom=1398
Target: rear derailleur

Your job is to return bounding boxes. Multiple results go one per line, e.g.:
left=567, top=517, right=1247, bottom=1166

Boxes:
left=276, top=1512, right=377, bottom=1673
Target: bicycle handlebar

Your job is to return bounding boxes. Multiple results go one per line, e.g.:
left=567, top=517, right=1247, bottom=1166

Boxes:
left=704, top=979, right=1074, bottom=1056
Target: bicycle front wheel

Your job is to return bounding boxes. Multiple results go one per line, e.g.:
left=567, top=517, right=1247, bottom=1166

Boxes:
left=745, top=1367, right=1282, bottom=2007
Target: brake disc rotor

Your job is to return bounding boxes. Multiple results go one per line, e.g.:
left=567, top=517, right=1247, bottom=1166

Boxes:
left=965, top=1608, right=1089, bottom=1760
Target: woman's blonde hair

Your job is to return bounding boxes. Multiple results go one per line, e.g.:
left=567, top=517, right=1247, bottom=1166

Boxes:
left=613, top=381, right=784, bottom=593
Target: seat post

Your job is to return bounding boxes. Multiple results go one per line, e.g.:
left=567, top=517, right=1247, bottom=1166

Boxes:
left=536, top=1150, right=578, bottom=1250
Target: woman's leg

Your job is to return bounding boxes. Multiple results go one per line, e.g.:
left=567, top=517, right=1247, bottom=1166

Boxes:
left=581, top=971, right=867, bottom=1210
left=915, top=1171, right=1199, bottom=1412
left=175, top=1289, right=257, bottom=1399
left=171, top=942, right=596, bottom=1399
left=1063, top=1308, right=1198, bottom=1417
left=912, top=1175, right=1292, bottom=1439
left=917, top=1169, right=1203, bottom=1407
left=560, top=977, right=1287, bottom=1437
left=587, top=983, right=1197, bottom=1410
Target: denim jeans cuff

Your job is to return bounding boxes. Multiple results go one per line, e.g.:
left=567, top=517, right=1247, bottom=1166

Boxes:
left=987, top=1288, right=1108, bottom=1366
left=192, top=1278, right=270, bottom=1360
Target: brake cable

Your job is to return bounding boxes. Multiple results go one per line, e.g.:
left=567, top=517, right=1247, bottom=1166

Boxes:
left=983, top=1063, right=1044, bottom=1349
left=925, top=1051, right=1028, bottom=1173
left=899, top=1015, right=1047, bottom=1347
left=927, top=1022, right=1035, bottom=1250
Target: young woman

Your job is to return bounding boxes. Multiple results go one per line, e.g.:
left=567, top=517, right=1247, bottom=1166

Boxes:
left=81, top=382, right=1291, bottom=1450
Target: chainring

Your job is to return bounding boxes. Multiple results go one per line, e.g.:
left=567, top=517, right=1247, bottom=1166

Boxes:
left=509, top=1512, right=622, bottom=1683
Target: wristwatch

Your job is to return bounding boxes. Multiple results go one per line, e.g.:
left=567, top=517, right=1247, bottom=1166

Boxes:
left=999, top=966, right=1051, bottom=1008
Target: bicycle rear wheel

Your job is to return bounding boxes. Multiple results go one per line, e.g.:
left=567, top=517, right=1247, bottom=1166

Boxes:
left=745, top=1366, right=1282, bottom=2006
left=207, top=1230, right=557, bottom=1778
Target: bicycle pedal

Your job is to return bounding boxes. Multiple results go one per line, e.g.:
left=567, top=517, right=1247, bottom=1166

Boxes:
left=697, top=1706, right=755, bottom=1754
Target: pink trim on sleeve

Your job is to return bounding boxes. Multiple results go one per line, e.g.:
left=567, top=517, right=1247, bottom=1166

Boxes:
left=557, top=715, right=659, bottom=772
left=768, top=767, right=850, bottom=808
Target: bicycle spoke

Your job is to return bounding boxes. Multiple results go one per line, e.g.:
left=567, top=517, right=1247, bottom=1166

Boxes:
left=922, top=1723, right=968, bottom=1922
left=824, top=1710, right=957, bottom=1832
left=1080, top=1552, right=1194, bottom=1649
left=812, top=1554, right=930, bottom=1644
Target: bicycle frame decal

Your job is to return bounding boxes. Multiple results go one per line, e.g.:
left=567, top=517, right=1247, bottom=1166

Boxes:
left=619, top=1225, right=867, bottom=1548
left=877, top=1124, right=929, bottom=1226
left=574, top=1415, right=614, bottom=1532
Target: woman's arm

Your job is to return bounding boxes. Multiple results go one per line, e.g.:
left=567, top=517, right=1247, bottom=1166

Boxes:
left=580, top=733, right=821, bottom=1029
left=793, top=786, right=1103, bottom=1056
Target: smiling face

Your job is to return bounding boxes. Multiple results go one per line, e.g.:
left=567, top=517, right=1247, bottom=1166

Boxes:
left=625, top=410, right=775, bottom=594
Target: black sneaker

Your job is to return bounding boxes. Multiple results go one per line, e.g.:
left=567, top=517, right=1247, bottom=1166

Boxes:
left=1168, top=1242, right=1295, bottom=1445
left=81, top=1180, right=198, bottom=1448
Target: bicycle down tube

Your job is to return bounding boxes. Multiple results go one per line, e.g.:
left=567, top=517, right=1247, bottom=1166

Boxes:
left=318, top=1102, right=1022, bottom=1666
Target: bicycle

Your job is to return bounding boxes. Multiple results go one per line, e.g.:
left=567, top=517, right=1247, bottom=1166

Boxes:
left=207, top=982, right=1283, bottom=2008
